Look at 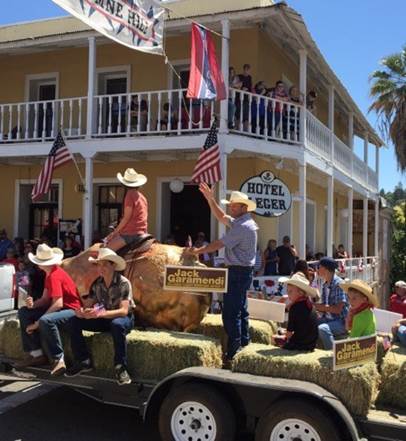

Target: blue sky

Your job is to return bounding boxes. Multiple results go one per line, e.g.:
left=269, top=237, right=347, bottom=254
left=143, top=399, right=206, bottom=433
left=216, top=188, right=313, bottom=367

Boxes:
left=1, top=0, right=405, bottom=191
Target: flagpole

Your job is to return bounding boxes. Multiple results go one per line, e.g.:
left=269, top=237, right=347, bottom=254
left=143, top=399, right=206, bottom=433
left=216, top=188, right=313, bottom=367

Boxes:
left=61, top=130, right=85, bottom=186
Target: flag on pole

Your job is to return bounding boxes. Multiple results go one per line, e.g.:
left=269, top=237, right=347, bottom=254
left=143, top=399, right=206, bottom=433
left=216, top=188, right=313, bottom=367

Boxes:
left=52, top=0, right=164, bottom=55
left=187, top=23, right=226, bottom=100
left=191, top=119, right=222, bottom=184
left=32, top=131, right=74, bottom=202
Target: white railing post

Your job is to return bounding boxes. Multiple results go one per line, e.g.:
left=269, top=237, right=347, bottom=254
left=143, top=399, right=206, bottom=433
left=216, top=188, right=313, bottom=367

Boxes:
left=299, top=49, right=307, bottom=144
left=220, top=18, right=230, bottom=134
left=86, top=36, right=96, bottom=139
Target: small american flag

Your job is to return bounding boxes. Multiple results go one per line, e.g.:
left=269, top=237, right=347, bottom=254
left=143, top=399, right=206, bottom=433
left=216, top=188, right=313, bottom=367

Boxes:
left=191, top=119, right=222, bottom=184
left=32, top=130, right=73, bottom=201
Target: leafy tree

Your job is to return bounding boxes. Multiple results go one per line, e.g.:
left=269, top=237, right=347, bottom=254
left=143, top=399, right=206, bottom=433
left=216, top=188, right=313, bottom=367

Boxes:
left=369, top=46, right=406, bottom=172
left=391, top=201, right=406, bottom=283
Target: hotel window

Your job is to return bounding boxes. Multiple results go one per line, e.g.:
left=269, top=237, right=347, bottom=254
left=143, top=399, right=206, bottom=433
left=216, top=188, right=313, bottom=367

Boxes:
left=97, top=185, right=125, bottom=238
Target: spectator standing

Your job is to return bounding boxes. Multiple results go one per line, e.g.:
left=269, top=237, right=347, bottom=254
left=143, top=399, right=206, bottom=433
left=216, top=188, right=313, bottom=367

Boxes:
left=0, top=229, right=13, bottom=260
left=194, top=232, right=211, bottom=265
left=270, top=81, right=288, bottom=138
left=238, top=64, right=253, bottom=131
left=2, top=248, right=19, bottom=270
left=263, top=239, right=278, bottom=276
left=314, top=257, right=349, bottom=349
left=251, top=81, right=267, bottom=134
left=276, top=236, right=298, bottom=276
left=228, top=67, right=242, bottom=129
left=335, top=244, right=349, bottom=259
left=288, top=86, right=303, bottom=140
left=62, top=235, right=80, bottom=259
left=306, top=90, right=318, bottom=114
left=389, top=280, right=406, bottom=318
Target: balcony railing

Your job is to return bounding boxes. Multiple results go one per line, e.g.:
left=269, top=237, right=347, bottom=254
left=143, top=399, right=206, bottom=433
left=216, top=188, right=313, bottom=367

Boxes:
left=0, top=87, right=378, bottom=192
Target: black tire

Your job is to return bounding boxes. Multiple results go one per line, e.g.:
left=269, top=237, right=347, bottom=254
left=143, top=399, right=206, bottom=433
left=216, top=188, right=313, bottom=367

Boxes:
left=255, top=398, right=342, bottom=441
left=158, top=383, right=236, bottom=441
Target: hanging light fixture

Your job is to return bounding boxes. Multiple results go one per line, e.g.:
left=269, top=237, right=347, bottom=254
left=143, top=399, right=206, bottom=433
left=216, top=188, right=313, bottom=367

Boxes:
left=169, top=178, right=184, bottom=193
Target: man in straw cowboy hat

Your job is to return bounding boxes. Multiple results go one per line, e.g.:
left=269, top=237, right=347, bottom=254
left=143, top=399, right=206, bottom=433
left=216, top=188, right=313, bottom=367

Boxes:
left=104, top=168, right=148, bottom=252
left=341, top=279, right=377, bottom=338
left=65, top=248, right=134, bottom=385
left=16, top=243, right=81, bottom=375
left=187, top=183, right=258, bottom=361
left=274, top=272, right=319, bottom=351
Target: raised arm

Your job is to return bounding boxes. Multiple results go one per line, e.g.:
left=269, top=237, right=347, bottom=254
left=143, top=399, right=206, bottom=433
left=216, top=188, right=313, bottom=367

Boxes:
left=199, top=183, right=231, bottom=227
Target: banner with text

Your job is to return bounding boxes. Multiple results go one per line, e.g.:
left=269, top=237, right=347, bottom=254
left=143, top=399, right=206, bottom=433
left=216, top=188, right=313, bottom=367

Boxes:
left=164, top=266, right=228, bottom=293
left=333, top=335, right=377, bottom=371
left=53, top=0, right=165, bottom=55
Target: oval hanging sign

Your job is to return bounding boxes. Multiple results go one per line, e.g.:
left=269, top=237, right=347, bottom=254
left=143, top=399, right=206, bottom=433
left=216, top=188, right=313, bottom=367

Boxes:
left=240, top=170, right=291, bottom=218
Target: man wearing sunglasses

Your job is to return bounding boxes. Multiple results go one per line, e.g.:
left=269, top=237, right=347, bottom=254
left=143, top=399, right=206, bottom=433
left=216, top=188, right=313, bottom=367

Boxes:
left=65, top=248, right=134, bottom=385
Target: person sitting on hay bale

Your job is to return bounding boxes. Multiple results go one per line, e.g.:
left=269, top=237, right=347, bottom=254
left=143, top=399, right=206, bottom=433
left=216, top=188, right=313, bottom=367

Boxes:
left=390, top=280, right=406, bottom=318
left=341, top=279, right=377, bottom=338
left=273, top=272, right=319, bottom=351
left=15, top=244, right=81, bottom=375
left=65, top=248, right=134, bottom=385
left=103, top=168, right=148, bottom=252
left=314, top=257, right=349, bottom=350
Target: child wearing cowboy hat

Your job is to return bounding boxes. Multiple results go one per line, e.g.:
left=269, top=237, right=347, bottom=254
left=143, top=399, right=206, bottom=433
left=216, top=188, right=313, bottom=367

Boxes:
left=341, top=279, right=377, bottom=338
left=273, top=272, right=319, bottom=351
left=104, top=168, right=148, bottom=252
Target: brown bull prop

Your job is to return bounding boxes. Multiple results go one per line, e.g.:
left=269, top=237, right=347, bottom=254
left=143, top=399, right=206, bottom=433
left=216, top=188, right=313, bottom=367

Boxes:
left=61, top=243, right=211, bottom=331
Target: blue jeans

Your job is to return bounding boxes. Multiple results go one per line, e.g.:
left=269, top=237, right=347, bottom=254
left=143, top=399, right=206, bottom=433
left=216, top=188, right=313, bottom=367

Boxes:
left=396, top=325, right=406, bottom=347
left=318, top=317, right=347, bottom=350
left=38, top=309, right=76, bottom=360
left=222, top=266, right=253, bottom=359
left=18, top=306, right=48, bottom=352
left=68, top=315, right=134, bottom=367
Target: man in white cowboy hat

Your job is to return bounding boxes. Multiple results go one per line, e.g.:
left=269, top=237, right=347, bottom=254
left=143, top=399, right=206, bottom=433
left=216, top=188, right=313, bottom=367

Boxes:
left=16, top=243, right=81, bottom=375
left=65, top=248, right=134, bottom=385
left=188, top=182, right=258, bottom=361
left=341, top=279, right=377, bottom=338
left=274, top=272, right=319, bottom=351
left=104, top=168, right=148, bottom=252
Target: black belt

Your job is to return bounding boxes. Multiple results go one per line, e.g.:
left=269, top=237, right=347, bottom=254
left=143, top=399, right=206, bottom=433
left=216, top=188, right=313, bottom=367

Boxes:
left=227, top=265, right=254, bottom=270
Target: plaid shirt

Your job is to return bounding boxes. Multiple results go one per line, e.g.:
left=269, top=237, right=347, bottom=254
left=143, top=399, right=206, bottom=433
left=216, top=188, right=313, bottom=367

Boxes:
left=321, top=274, right=349, bottom=322
left=89, top=272, right=134, bottom=312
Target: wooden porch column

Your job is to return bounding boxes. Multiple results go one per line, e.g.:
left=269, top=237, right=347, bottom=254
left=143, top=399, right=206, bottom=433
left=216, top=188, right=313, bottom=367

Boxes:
left=327, top=175, right=334, bottom=257
left=219, top=19, right=230, bottom=134
left=299, top=49, right=307, bottom=144
left=298, top=162, right=307, bottom=259
left=328, top=85, right=335, bottom=162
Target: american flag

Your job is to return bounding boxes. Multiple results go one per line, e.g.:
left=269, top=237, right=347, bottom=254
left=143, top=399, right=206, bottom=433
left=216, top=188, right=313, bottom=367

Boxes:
left=191, top=119, right=222, bottom=184
left=31, top=130, right=73, bottom=201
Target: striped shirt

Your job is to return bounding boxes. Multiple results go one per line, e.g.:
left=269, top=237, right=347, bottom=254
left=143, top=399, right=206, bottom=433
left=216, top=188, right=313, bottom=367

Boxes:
left=320, top=274, right=349, bottom=322
left=221, top=213, right=258, bottom=267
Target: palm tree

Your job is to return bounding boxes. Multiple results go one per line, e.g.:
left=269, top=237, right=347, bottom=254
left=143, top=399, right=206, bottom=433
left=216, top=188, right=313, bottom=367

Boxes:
left=369, top=46, right=406, bottom=172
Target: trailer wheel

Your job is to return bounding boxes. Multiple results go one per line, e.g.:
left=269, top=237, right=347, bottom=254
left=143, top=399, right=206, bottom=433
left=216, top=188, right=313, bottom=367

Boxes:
left=255, top=398, right=341, bottom=441
left=158, top=383, right=236, bottom=441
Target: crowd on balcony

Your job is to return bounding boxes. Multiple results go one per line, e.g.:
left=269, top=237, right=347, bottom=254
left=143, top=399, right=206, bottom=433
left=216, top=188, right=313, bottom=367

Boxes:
left=228, top=64, right=318, bottom=141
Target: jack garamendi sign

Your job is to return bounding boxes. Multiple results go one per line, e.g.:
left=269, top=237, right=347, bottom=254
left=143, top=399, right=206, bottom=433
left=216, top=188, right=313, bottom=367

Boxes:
left=240, top=170, right=291, bottom=217
left=164, top=266, right=228, bottom=293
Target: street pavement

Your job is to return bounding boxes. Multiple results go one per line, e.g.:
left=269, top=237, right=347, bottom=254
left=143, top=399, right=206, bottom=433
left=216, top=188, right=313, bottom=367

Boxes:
left=0, top=380, right=254, bottom=441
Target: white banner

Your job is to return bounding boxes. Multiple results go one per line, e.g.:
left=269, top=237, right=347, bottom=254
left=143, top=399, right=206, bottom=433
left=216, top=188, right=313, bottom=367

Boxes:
left=53, top=0, right=165, bottom=55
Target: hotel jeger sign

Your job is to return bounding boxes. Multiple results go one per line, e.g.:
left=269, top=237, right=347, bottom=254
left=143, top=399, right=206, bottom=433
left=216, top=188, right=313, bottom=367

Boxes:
left=333, top=335, right=377, bottom=371
left=164, top=266, right=228, bottom=293
left=240, top=170, right=291, bottom=217
left=52, top=0, right=165, bottom=55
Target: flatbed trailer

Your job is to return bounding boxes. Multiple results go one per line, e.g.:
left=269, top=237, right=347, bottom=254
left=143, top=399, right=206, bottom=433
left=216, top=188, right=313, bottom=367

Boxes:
left=1, top=357, right=405, bottom=441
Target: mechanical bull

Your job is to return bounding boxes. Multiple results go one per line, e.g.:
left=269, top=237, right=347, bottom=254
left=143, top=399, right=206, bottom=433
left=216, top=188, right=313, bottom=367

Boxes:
left=61, top=243, right=211, bottom=331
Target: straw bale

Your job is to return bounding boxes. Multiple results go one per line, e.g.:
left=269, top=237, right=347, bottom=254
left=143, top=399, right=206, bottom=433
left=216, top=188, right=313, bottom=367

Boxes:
left=232, top=343, right=380, bottom=416
left=194, top=313, right=276, bottom=351
left=377, top=345, right=406, bottom=409
left=1, top=319, right=25, bottom=359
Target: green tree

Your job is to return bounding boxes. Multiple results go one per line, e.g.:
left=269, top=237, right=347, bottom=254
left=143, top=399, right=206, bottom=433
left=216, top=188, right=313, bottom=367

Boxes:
left=369, top=46, right=406, bottom=172
left=391, top=201, right=406, bottom=284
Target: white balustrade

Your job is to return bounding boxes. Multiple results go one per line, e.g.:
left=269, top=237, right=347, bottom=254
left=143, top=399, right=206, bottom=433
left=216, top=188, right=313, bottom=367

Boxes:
left=305, top=110, right=332, bottom=160
left=353, top=155, right=367, bottom=184
left=333, top=135, right=352, bottom=176
left=368, top=166, right=378, bottom=191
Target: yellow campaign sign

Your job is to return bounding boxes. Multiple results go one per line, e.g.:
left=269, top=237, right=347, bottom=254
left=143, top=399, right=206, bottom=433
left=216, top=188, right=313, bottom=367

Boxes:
left=333, top=335, right=377, bottom=371
left=164, top=265, right=228, bottom=293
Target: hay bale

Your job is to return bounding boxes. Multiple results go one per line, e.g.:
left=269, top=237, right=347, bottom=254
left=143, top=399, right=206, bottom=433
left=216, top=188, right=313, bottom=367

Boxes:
left=377, top=345, right=406, bottom=409
left=232, top=343, right=380, bottom=416
left=0, top=319, right=222, bottom=382
left=90, top=329, right=222, bottom=381
left=194, top=313, right=276, bottom=351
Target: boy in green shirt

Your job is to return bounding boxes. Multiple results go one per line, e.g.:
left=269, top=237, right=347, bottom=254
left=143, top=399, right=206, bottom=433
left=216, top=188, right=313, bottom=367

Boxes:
left=341, top=279, right=377, bottom=338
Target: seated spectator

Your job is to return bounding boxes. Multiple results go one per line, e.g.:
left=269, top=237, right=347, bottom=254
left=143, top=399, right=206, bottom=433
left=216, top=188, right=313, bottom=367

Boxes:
left=62, top=235, right=81, bottom=259
left=342, top=280, right=377, bottom=338
left=251, top=81, right=267, bottom=134
left=392, top=318, right=406, bottom=347
left=306, top=90, right=318, bottom=114
left=2, top=247, right=18, bottom=270
left=335, top=244, right=349, bottom=259
left=273, top=273, right=319, bottom=351
left=389, top=280, right=406, bottom=317
left=0, top=229, right=14, bottom=260
left=194, top=232, right=211, bottom=265
left=263, top=239, right=278, bottom=276
left=315, top=257, right=349, bottom=349
left=130, top=95, right=148, bottom=132
left=276, top=236, right=298, bottom=276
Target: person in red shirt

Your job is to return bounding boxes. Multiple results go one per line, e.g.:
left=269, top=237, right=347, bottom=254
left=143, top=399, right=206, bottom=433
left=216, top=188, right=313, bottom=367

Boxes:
left=16, top=243, right=81, bottom=376
left=1, top=247, right=19, bottom=270
left=389, top=280, right=406, bottom=318
left=104, top=168, right=148, bottom=252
